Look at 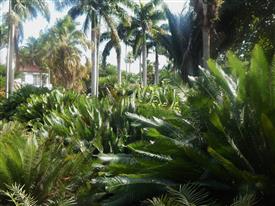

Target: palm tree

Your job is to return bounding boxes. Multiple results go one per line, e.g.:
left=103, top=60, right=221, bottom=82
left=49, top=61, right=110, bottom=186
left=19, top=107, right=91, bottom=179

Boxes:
left=157, top=6, right=201, bottom=81
left=129, top=0, right=165, bottom=86
left=100, top=22, right=131, bottom=84
left=125, top=51, right=134, bottom=74
left=190, top=0, right=223, bottom=68
left=34, top=16, right=90, bottom=90
left=1, top=0, right=49, bottom=97
left=57, top=0, right=133, bottom=95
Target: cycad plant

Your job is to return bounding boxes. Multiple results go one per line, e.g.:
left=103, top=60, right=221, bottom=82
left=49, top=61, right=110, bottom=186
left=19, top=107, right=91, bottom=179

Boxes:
left=0, top=121, right=91, bottom=205
left=96, top=45, right=275, bottom=205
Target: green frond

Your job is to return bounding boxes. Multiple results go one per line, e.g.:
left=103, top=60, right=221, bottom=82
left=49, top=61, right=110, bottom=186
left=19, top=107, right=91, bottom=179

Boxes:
left=168, top=183, right=213, bottom=206
left=227, top=51, right=247, bottom=101
left=231, top=193, right=257, bottom=206
left=1, top=184, right=37, bottom=206
left=98, top=176, right=167, bottom=206
left=146, top=194, right=177, bottom=206
left=248, top=45, right=270, bottom=109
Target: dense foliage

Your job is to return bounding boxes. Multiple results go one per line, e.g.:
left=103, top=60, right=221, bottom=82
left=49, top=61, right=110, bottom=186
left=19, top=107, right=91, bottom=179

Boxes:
left=0, top=45, right=274, bottom=205
left=0, top=85, right=49, bottom=120
left=0, top=0, right=274, bottom=205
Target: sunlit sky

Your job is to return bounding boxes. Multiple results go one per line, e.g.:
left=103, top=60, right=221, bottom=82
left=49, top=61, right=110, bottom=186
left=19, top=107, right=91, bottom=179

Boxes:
left=0, top=0, right=188, bottom=72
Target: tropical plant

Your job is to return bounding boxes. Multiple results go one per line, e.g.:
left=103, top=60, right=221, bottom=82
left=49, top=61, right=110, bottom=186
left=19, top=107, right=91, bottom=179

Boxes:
left=25, top=16, right=90, bottom=90
left=57, top=0, right=133, bottom=95
left=0, top=0, right=49, bottom=96
left=96, top=45, right=275, bottom=205
left=0, top=121, right=91, bottom=205
left=145, top=183, right=213, bottom=206
left=127, top=0, right=165, bottom=86
left=190, top=0, right=224, bottom=68
left=158, top=6, right=201, bottom=81
left=0, top=85, right=49, bottom=121
left=214, top=0, right=274, bottom=59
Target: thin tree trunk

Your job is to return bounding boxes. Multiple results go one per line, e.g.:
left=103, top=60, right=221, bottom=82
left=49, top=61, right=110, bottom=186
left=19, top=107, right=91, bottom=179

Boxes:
left=8, top=23, right=15, bottom=95
left=142, top=36, right=147, bottom=86
left=117, top=48, right=122, bottom=85
left=5, top=1, right=11, bottom=98
left=201, top=1, right=210, bottom=68
left=129, top=62, right=131, bottom=73
left=91, top=12, right=97, bottom=97
left=154, top=48, right=159, bottom=85
left=103, top=14, right=121, bottom=86
left=125, top=44, right=128, bottom=74
left=96, top=15, right=101, bottom=97
left=139, top=55, right=142, bottom=84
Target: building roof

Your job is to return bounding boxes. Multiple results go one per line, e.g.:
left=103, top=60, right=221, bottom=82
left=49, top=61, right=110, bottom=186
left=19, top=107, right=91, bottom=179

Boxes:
left=18, top=64, right=45, bottom=73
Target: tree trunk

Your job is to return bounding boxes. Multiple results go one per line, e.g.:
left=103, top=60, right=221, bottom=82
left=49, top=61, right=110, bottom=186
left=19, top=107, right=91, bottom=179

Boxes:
left=139, top=55, right=142, bottom=85
left=142, top=36, right=147, bottom=86
left=96, top=15, right=101, bottom=97
left=91, top=12, right=97, bottom=97
left=8, top=23, right=15, bottom=95
left=125, top=44, right=128, bottom=74
left=154, top=48, right=159, bottom=85
left=201, top=0, right=210, bottom=68
left=5, top=11, right=10, bottom=98
left=129, top=62, right=131, bottom=73
left=117, top=48, right=122, bottom=85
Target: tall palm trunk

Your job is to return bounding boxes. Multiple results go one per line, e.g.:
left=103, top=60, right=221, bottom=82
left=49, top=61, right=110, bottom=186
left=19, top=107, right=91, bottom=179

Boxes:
left=201, top=0, right=210, bottom=68
left=154, top=47, right=159, bottom=85
left=7, top=23, right=15, bottom=95
left=142, top=35, right=147, bottom=86
left=91, top=12, right=98, bottom=96
left=139, top=55, right=142, bottom=84
left=96, top=16, right=101, bottom=97
left=116, top=47, right=122, bottom=85
left=129, top=61, right=131, bottom=73
left=103, top=14, right=122, bottom=85
left=125, top=44, right=128, bottom=74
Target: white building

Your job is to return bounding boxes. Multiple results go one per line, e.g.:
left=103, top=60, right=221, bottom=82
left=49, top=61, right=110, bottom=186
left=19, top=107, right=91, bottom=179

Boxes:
left=15, top=64, right=52, bottom=89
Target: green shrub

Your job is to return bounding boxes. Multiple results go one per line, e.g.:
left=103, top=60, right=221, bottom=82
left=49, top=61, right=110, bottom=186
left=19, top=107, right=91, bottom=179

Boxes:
left=0, top=85, right=49, bottom=121
left=96, top=45, right=275, bottom=205
left=15, top=89, right=79, bottom=123
left=0, top=121, right=92, bottom=205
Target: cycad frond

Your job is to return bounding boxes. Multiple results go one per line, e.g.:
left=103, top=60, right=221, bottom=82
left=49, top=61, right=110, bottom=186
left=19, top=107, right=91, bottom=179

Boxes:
left=231, top=193, right=257, bottom=206
left=146, top=194, right=177, bottom=206
left=1, top=184, right=37, bottom=206
left=168, top=183, right=213, bottom=206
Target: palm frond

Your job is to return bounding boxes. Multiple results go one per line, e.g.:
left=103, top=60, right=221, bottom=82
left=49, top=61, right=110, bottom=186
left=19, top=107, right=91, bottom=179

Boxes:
left=231, top=193, right=257, bottom=206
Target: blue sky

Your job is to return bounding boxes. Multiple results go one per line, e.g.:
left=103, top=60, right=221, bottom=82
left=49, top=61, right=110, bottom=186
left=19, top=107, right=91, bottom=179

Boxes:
left=0, top=0, right=187, bottom=72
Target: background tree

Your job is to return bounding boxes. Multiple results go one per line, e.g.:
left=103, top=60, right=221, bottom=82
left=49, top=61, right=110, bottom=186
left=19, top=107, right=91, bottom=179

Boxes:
left=100, top=22, right=131, bottom=82
left=21, top=16, right=90, bottom=90
left=57, top=0, right=133, bottom=95
left=158, top=6, right=201, bottom=81
left=215, top=0, right=275, bottom=59
left=128, top=0, right=165, bottom=86
left=0, top=0, right=49, bottom=97
left=190, top=0, right=223, bottom=68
